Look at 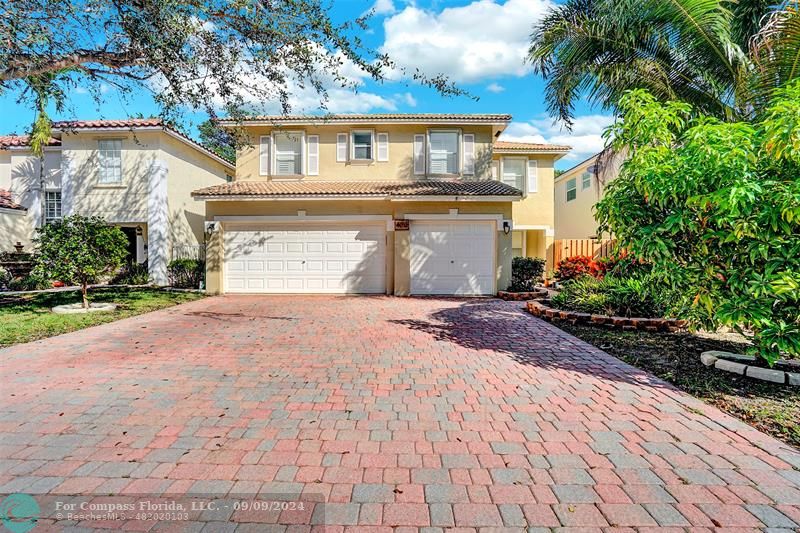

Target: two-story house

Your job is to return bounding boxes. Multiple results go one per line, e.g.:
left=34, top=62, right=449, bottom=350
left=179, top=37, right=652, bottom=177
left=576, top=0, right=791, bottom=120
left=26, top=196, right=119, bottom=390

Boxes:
left=554, top=151, right=623, bottom=239
left=193, top=114, right=569, bottom=295
left=0, top=119, right=234, bottom=284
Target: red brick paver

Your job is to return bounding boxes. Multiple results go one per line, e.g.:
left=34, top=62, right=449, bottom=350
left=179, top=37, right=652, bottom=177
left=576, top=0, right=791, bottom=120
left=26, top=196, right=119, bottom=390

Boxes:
left=1, top=295, right=798, bottom=531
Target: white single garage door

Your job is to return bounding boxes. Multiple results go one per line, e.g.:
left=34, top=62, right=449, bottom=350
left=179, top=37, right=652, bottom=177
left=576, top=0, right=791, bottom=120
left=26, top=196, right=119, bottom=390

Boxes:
left=224, top=223, right=386, bottom=293
left=410, top=220, right=495, bottom=295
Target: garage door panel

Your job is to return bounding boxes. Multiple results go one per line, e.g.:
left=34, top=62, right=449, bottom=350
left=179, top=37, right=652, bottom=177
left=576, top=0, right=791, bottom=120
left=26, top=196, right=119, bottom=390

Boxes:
left=224, top=223, right=386, bottom=294
left=410, top=221, right=495, bottom=296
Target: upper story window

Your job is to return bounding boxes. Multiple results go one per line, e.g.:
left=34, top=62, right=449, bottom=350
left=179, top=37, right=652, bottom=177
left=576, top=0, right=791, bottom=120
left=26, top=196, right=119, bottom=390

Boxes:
left=501, top=158, right=525, bottom=191
left=45, top=191, right=62, bottom=223
left=98, top=139, right=122, bottom=184
left=566, top=177, right=577, bottom=202
left=428, top=131, right=459, bottom=174
left=273, top=132, right=303, bottom=175
left=581, top=171, right=591, bottom=190
left=351, top=130, right=373, bottom=161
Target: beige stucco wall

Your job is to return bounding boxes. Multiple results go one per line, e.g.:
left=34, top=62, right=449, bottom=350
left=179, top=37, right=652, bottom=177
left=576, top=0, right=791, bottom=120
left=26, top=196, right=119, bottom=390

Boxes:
left=0, top=148, right=61, bottom=251
left=62, top=131, right=157, bottom=224
left=554, top=153, right=622, bottom=239
left=160, top=134, right=229, bottom=253
left=235, top=124, right=496, bottom=181
left=490, top=153, right=558, bottom=230
left=203, top=200, right=512, bottom=295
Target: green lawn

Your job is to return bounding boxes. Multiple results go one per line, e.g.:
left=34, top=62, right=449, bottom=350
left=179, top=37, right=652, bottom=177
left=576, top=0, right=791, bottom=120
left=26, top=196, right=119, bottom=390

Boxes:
left=0, top=287, right=205, bottom=348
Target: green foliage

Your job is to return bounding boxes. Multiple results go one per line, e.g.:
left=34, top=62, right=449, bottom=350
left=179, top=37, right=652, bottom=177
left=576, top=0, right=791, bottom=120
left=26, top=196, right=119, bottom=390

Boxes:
left=7, top=272, right=51, bottom=292
left=528, top=0, right=800, bottom=125
left=0, top=267, right=12, bottom=291
left=551, top=274, right=672, bottom=318
left=595, top=81, right=800, bottom=365
left=167, top=258, right=205, bottom=289
left=111, top=262, right=150, bottom=285
left=510, top=257, right=546, bottom=292
left=198, top=120, right=236, bottom=163
left=33, top=215, right=128, bottom=307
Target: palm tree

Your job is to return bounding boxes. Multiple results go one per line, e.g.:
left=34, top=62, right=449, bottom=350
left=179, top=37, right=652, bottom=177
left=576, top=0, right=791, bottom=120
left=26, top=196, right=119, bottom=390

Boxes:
left=528, top=0, right=799, bottom=126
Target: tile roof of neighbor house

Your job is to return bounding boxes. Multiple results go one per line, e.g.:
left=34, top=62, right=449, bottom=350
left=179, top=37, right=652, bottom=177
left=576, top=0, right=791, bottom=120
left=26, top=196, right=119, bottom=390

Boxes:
left=220, top=113, right=512, bottom=125
left=192, top=180, right=522, bottom=198
left=0, top=135, right=61, bottom=149
left=0, top=118, right=235, bottom=168
left=493, top=140, right=571, bottom=152
left=0, top=189, right=26, bottom=211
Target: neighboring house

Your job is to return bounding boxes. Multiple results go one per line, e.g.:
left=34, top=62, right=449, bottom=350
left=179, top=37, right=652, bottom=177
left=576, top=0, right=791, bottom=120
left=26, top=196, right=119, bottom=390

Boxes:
left=192, top=114, right=569, bottom=296
left=0, top=119, right=234, bottom=284
left=554, top=151, right=623, bottom=239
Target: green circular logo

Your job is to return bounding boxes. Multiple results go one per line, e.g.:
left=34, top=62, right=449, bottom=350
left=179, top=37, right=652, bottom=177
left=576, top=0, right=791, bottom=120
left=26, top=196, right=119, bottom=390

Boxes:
left=0, top=494, right=39, bottom=533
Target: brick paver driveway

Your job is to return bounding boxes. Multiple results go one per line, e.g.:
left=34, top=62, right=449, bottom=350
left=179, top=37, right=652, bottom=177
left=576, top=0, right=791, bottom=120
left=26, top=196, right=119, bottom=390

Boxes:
left=1, top=296, right=799, bottom=531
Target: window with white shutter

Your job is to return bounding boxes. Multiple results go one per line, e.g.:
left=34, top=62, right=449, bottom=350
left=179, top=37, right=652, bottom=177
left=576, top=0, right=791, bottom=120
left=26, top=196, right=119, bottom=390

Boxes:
left=259, top=136, right=270, bottom=176
left=336, top=133, right=348, bottom=162
left=377, top=133, right=389, bottom=162
left=527, top=159, right=538, bottom=193
left=462, top=134, right=475, bottom=175
left=273, top=132, right=303, bottom=175
left=501, top=158, right=525, bottom=192
left=307, top=135, right=319, bottom=175
left=428, top=131, right=459, bottom=174
left=413, top=134, right=425, bottom=175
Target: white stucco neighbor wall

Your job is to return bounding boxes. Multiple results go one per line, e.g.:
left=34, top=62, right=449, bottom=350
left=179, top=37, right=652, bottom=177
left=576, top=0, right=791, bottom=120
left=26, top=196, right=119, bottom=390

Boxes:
left=147, top=159, right=169, bottom=285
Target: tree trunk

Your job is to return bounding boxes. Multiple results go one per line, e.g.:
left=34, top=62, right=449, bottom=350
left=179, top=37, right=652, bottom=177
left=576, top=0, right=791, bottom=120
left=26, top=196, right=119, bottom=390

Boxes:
left=81, top=283, right=89, bottom=309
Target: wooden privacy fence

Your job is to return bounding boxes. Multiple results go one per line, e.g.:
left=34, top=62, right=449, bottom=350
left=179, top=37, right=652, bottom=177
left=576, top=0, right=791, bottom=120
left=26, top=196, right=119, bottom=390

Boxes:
left=553, top=238, right=616, bottom=265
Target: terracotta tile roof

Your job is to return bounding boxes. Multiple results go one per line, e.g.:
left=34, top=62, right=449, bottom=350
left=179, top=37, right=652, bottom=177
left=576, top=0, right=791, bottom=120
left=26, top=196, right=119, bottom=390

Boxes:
left=193, top=180, right=521, bottom=198
left=49, top=118, right=235, bottom=167
left=0, top=189, right=26, bottom=211
left=220, top=113, right=512, bottom=125
left=51, top=118, right=165, bottom=130
left=0, top=135, right=61, bottom=149
left=493, top=140, right=571, bottom=152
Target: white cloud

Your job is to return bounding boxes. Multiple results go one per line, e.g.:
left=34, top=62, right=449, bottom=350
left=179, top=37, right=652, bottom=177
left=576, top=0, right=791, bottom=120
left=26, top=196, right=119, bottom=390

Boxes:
left=380, top=0, right=553, bottom=83
left=368, top=0, right=397, bottom=16
left=499, top=114, right=615, bottom=162
left=486, top=83, right=505, bottom=93
left=398, top=92, right=417, bottom=107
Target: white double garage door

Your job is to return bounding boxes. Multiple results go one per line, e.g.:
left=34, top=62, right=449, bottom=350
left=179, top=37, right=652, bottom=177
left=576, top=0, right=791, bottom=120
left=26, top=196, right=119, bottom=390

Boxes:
left=223, top=220, right=495, bottom=295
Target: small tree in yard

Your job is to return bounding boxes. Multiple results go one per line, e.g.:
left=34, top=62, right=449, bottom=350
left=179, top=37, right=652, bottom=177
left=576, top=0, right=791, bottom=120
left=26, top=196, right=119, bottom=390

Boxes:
left=596, top=81, right=800, bottom=366
left=34, top=215, right=128, bottom=308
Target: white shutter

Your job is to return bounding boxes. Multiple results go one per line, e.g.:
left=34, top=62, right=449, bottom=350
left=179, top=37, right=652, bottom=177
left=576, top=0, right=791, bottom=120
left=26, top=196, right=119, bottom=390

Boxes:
left=527, top=159, right=538, bottom=193
left=377, top=132, right=389, bottom=162
left=336, top=133, right=347, bottom=162
left=259, top=136, right=270, bottom=176
left=413, top=134, right=425, bottom=175
left=491, top=160, right=499, bottom=180
left=462, top=134, right=475, bottom=175
left=307, top=135, right=319, bottom=175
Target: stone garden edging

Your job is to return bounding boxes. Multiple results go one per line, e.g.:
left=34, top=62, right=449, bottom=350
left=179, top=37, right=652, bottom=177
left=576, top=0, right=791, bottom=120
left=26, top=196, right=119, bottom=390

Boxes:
left=497, top=288, right=549, bottom=301
left=701, top=350, right=800, bottom=386
left=526, top=299, right=687, bottom=333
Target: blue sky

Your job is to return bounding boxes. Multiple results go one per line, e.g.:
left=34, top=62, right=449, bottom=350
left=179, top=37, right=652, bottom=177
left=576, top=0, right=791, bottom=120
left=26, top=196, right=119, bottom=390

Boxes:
left=0, top=0, right=612, bottom=170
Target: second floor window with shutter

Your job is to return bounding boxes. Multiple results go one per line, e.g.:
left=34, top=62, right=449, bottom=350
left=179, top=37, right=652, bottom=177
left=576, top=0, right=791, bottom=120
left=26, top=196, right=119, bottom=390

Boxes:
left=351, top=131, right=373, bottom=160
left=98, top=139, right=122, bottom=183
left=501, top=158, right=525, bottom=192
left=274, top=132, right=303, bottom=175
left=428, top=131, right=458, bottom=174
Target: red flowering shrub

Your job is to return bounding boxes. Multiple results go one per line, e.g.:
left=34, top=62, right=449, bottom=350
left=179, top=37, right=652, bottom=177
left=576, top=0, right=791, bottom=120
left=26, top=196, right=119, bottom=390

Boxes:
left=555, top=255, right=594, bottom=281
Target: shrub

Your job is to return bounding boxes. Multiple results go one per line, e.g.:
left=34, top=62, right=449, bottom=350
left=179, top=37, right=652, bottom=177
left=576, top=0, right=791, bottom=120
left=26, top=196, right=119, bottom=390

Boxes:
left=7, top=272, right=52, bottom=292
left=0, top=267, right=11, bottom=291
left=112, top=262, right=150, bottom=285
left=551, top=273, right=672, bottom=318
left=168, top=258, right=204, bottom=289
left=33, top=215, right=128, bottom=307
left=555, top=255, right=594, bottom=281
left=509, top=257, right=545, bottom=292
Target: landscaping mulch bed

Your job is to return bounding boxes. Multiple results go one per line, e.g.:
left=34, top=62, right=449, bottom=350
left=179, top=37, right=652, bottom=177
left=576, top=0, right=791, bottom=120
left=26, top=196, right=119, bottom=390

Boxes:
left=556, top=323, right=800, bottom=448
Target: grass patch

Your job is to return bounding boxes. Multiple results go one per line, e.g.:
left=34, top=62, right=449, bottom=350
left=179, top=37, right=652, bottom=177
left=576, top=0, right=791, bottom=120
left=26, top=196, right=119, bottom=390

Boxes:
left=556, top=323, right=800, bottom=448
left=0, top=287, right=205, bottom=348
